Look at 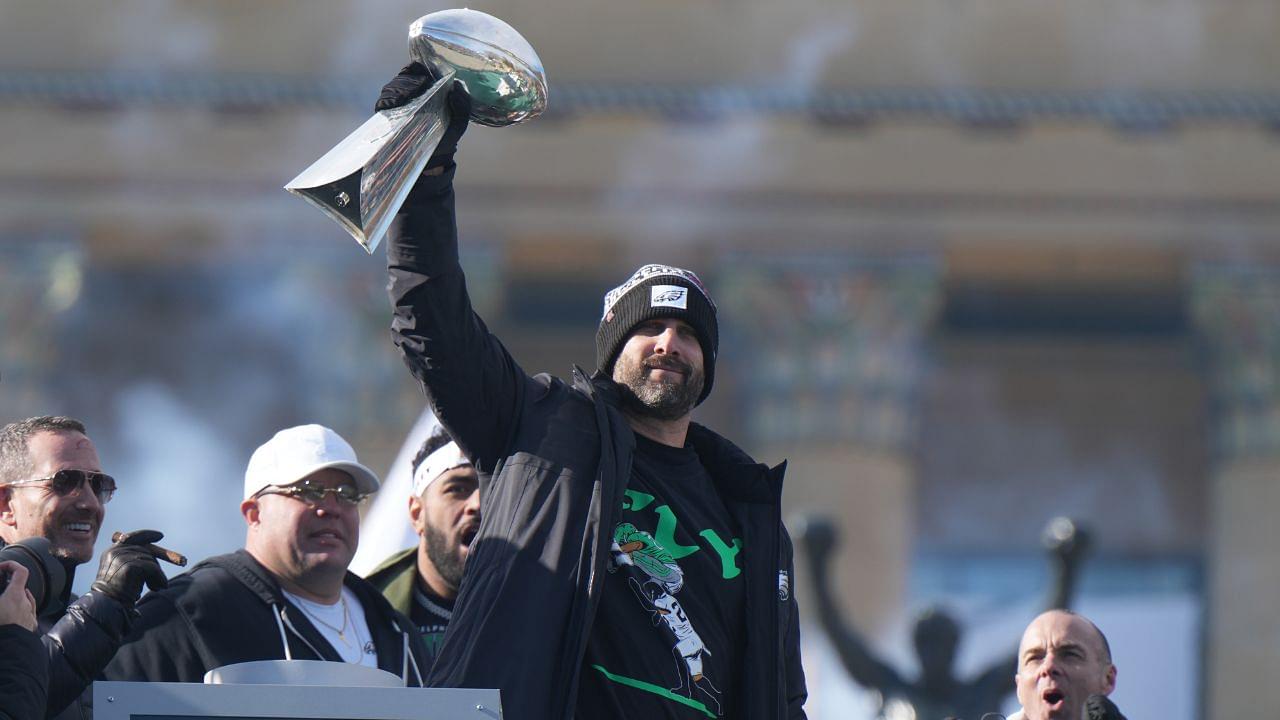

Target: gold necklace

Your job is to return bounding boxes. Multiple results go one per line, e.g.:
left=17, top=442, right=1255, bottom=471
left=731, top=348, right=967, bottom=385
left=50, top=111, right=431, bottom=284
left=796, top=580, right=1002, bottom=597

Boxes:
left=297, top=594, right=351, bottom=643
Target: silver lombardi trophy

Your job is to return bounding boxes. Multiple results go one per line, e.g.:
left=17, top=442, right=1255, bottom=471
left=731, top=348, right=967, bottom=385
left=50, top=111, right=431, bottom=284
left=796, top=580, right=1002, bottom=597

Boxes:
left=285, top=9, right=547, bottom=253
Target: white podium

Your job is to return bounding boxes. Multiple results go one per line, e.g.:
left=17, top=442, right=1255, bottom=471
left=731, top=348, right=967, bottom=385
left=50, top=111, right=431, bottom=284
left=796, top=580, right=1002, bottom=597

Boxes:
left=95, top=661, right=502, bottom=720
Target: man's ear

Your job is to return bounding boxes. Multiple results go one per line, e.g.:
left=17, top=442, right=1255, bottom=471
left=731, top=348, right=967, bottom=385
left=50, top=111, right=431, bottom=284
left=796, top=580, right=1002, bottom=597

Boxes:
left=240, top=498, right=259, bottom=527
left=1103, top=663, right=1117, bottom=695
left=408, top=495, right=426, bottom=535
left=0, top=487, right=17, bottom=529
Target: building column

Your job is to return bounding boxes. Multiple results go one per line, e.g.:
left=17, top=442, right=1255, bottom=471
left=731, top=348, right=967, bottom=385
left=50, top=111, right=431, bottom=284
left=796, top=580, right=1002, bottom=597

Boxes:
left=1191, top=264, right=1280, bottom=719
left=717, top=253, right=942, bottom=635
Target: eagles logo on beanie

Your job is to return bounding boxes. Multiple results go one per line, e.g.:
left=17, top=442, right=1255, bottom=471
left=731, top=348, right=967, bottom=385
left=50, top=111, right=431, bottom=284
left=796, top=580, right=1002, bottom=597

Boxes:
left=595, top=264, right=718, bottom=405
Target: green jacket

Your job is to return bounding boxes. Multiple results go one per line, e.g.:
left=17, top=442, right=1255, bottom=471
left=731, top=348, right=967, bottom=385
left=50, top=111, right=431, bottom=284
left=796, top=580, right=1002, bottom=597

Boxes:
left=366, top=547, right=418, bottom=618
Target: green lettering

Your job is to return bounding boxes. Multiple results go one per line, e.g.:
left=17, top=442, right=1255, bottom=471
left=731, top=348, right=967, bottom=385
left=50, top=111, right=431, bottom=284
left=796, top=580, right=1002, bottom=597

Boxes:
left=699, top=530, right=743, bottom=579
left=623, top=489, right=655, bottom=511
left=653, top=505, right=700, bottom=559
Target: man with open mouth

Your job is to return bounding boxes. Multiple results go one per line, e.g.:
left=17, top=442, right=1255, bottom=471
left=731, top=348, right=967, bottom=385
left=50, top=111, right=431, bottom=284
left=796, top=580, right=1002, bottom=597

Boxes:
left=1010, top=610, right=1126, bottom=720
left=367, top=425, right=481, bottom=665
left=0, top=415, right=167, bottom=720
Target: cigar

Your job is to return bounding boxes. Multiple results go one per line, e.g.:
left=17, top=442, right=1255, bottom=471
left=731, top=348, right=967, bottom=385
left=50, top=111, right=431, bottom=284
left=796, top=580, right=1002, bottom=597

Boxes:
left=111, top=532, right=188, bottom=567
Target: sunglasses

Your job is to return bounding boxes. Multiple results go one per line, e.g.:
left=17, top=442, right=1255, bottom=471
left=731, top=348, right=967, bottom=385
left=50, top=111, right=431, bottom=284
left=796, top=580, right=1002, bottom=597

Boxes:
left=7, top=469, right=117, bottom=504
left=255, top=477, right=369, bottom=506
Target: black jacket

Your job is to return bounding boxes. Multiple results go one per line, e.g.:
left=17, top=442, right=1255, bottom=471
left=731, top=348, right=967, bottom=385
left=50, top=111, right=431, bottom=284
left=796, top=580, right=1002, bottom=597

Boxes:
left=1, top=624, right=48, bottom=720
left=103, top=550, right=428, bottom=685
left=42, top=591, right=133, bottom=720
left=0, top=540, right=132, bottom=720
left=388, top=166, right=807, bottom=720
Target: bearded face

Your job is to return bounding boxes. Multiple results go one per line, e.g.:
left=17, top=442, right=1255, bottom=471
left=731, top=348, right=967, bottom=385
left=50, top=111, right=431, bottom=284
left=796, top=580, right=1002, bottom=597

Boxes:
left=424, top=521, right=467, bottom=589
left=411, top=466, right=480, bottom=598
left=611, top=320, right=705, bottom=422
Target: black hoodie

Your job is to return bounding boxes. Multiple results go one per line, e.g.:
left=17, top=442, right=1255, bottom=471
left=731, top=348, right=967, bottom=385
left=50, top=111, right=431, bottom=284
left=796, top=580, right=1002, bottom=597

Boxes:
left=103, top=550, right=428, bottom=685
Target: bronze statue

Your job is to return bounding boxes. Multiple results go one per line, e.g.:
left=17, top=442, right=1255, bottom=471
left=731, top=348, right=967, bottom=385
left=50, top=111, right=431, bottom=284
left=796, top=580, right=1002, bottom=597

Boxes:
left=794, top=516, right=1090, bottom=720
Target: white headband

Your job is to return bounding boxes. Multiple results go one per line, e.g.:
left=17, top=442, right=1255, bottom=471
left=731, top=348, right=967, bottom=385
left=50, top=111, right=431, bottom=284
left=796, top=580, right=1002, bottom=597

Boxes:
left=412, top=440, right=471, bottom=497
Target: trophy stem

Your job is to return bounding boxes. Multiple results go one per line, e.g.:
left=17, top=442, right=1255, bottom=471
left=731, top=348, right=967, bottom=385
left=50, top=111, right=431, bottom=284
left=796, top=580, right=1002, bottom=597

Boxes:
left=285, top=72, right=454, bottom=253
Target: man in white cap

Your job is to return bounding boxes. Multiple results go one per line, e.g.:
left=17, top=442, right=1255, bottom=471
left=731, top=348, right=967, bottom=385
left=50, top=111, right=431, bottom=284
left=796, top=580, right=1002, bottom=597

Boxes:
left=104, top=424, right=430, bottom=685
left=366, top=426, right=480, bottom=664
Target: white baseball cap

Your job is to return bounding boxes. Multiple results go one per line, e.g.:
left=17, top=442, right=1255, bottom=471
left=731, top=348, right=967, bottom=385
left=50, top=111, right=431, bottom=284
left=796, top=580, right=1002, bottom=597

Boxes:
left=244, top=424, right=380, bottom=500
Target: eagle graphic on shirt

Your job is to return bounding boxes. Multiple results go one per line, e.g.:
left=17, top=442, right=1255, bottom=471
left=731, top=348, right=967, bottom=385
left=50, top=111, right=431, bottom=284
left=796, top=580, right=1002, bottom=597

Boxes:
left=609, top=522, right=722, bottom=716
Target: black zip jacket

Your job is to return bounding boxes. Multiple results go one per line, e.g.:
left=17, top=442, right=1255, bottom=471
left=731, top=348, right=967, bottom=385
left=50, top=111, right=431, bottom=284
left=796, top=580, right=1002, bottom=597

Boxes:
left=387, top=165, right=807, bottom=720
left=102, top=550, right=428, bottom=685
left=41, top=591, right=132, bottom=720
left=0, top=540, right=132, bottom=720
left=1, top=623, right=48, bottom=720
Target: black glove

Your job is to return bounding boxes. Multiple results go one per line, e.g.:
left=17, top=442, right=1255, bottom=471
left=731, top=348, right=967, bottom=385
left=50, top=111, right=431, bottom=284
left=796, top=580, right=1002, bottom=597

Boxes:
left=374, top=62, right=471, bottom=169
left=374, top=61, right=435, bottom=111
left=1084, top=695, right=1126, bottom=720
left=90, top=529, right=168, bottom=608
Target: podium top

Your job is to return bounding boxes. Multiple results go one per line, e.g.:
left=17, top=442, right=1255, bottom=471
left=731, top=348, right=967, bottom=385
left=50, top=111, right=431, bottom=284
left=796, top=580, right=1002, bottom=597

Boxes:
left=94, top=680, right=502, bottom=720
left=203, top=659, right=404, bottom=687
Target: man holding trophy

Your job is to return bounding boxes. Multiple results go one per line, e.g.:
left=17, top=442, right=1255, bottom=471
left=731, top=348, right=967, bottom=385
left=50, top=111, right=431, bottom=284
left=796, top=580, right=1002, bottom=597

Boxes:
left=287, top=11, right=806, bottom=719
left=381, top=74, right=807, bottom=720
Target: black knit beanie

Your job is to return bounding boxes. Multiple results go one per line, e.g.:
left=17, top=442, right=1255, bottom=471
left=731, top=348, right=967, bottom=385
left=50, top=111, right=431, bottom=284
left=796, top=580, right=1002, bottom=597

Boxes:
left=595, top=264, right=718, bottom=405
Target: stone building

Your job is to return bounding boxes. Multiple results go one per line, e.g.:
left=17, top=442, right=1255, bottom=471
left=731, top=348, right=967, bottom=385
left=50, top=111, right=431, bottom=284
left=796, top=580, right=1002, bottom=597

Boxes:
left=1, top=2, right=1278, bottom=717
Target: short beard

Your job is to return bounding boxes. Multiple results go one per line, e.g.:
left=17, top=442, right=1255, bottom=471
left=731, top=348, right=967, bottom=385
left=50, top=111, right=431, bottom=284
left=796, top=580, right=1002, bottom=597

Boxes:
left=43, top=514, right=95, bottom=566
left=612, top=353, right=704, bottom=422
left=424, top=524, right=466, bottom=592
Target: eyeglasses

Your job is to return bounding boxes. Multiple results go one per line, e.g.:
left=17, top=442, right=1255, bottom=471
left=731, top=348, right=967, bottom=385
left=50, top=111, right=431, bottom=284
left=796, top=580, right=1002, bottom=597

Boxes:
left=254, top=478, right=369, bottom=506
left=6, top=469, right=117, bottom=504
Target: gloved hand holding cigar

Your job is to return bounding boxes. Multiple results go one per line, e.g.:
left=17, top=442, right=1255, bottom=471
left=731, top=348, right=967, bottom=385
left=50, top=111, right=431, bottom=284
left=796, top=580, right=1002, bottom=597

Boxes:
left=90, top=529, right=181, bottom=609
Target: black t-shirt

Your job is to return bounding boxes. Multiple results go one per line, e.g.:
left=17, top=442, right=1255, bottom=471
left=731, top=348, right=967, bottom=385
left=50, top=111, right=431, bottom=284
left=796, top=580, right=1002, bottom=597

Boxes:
left=577, top=434, right=746, bottom=719
left=410, top=584, right=453, bottom=665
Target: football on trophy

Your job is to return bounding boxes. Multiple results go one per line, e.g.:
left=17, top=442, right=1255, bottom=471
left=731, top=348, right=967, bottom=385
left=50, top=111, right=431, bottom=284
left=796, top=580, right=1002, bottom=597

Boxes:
left=409, top=9, right=548, bottom=128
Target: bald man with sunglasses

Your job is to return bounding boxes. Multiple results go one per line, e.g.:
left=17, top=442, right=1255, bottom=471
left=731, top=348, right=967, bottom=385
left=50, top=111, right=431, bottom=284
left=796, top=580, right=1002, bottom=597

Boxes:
left=105, top=424, right=430, bottom=686
left=0, top=415, right=168, bottom=720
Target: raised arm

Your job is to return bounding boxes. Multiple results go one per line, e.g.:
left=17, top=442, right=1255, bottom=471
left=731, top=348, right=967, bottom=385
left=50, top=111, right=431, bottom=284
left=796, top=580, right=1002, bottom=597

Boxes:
left=972, top=517, right=1093, bottom=707
left=42, top=592, right=131, bottom=716
left=384, top=71, right=527, bottom=470
left=1041, top=517, right=1090, bottom=612
left=792, top=515, right=905, bottom=694
left=41, top=530, right=168, bottom=716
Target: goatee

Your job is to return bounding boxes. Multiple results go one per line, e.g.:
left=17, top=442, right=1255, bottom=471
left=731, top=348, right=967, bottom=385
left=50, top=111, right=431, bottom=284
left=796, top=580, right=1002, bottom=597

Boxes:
left=613, top=353, right=704, bottom=421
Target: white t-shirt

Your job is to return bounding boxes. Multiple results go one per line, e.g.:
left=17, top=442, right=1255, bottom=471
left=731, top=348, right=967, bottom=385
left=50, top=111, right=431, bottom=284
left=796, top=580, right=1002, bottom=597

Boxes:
left=282, top=586, right=379, bottom=669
